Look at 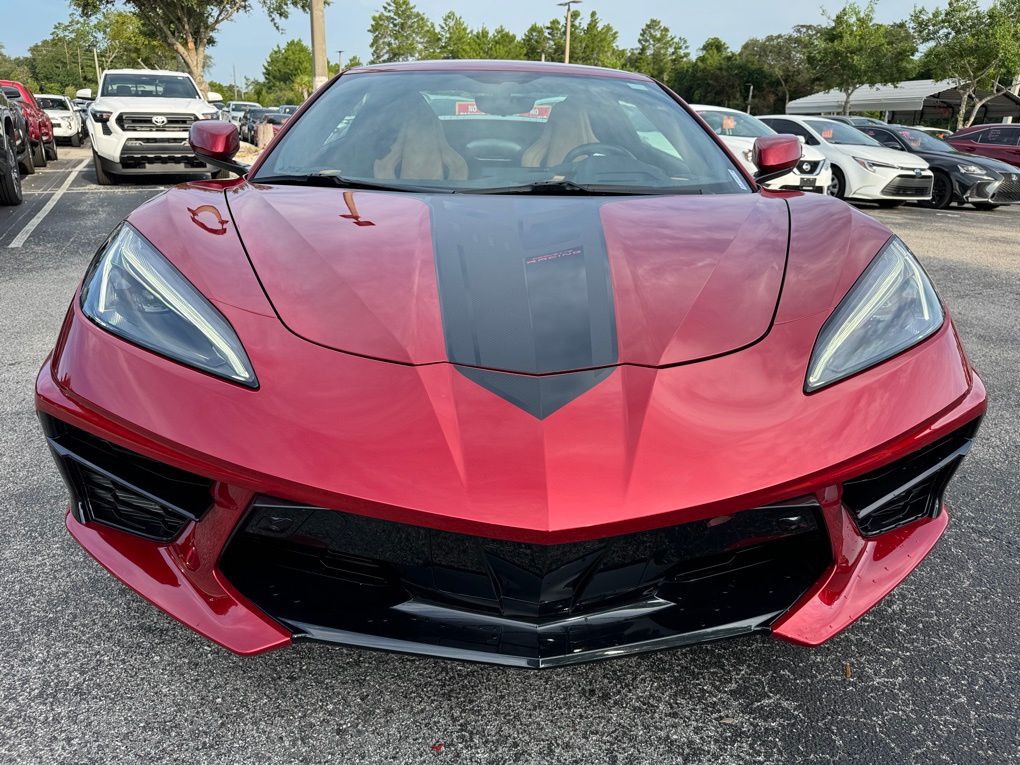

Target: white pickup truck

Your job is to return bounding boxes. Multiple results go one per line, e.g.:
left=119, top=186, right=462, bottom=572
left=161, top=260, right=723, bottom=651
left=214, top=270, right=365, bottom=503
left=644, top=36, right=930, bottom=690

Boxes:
left=78, top=69, right=223, bottom=185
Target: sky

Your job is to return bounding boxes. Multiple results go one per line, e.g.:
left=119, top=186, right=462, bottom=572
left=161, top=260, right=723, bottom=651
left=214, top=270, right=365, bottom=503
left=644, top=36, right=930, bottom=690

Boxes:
left=2, top=0, right=992, bottom=87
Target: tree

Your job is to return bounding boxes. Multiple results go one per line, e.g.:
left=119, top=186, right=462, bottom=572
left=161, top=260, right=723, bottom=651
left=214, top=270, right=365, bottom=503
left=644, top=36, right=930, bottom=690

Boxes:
left=569, top=11, right=624, bottom=68
left=262, top=38, right=312, bottom=101
left=69, top=0, right=311, bottom=94
left=473, top=26, right=524, bottom=61
left=673, top=38, right=752, bottom=109
left=912, top=0, right=1020, bottom=128
left=345, top=54, right=364, bottom=68
left=436, top=12, right=476, bottom=59
left=521, top=23, right=552, bottom=62
left=625, top=19, right=688, bottom=82
left=739, top=28, right=819, bottom=112
left=810, top=1, right=917, bottom=114
left=368, top=0, right=437, bottom=63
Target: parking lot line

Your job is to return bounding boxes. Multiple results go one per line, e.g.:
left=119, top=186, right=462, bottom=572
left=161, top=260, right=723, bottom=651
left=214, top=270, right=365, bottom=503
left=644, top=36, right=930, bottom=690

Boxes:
left=8, top=159, right=90, bottom=249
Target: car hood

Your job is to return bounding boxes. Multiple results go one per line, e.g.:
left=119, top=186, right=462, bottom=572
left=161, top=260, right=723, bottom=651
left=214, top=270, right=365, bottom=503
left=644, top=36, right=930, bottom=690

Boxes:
left=929, top=151, right=1019, bottom=176
left=226, top=185, right=789, bottom=376
left=91, top=96, right=210, bottom=114
left=831, top=143, right=929, bottom=168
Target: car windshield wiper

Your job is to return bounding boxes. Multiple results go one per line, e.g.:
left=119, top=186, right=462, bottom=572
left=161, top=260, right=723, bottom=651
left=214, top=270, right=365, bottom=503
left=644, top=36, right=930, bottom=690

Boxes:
left=252, top=173, right=453, bottom=194
left=466, top=179, right=704, bottom=195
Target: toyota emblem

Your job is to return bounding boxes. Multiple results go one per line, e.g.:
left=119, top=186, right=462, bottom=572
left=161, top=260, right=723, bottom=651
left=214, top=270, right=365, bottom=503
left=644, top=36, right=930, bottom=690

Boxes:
left=151, top=115, right=168, bottom=127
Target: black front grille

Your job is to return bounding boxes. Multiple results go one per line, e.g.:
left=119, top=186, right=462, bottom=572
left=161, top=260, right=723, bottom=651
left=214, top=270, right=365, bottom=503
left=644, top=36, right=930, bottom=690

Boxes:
left=882, top=174, right=934, bottom=197
left=992, top=178, right=1020, bottom=203
left=795, top=159, right=823, bottom=175
left=116, top=113, right=195, bottom=132
left=41, top=415, right=213, bottom=542
left=842, top=420, right=980, bottom=536
left=220, top=496, right=832, bottom=666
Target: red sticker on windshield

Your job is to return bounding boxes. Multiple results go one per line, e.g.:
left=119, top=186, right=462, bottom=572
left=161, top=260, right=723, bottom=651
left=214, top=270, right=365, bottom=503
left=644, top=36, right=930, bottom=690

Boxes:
left=822, top=129, right=834, bottom=139
left=722, top=116, right=736, bottom=130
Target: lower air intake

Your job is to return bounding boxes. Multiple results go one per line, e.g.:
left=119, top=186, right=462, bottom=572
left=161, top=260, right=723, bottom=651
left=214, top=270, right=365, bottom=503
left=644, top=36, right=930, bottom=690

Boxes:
left=842, top=419, right=981, bottom=536
left=41, top=415, right=213, bottom=542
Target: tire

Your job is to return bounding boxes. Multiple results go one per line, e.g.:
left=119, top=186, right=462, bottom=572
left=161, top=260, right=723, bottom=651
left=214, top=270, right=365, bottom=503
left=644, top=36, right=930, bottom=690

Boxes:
left=92, top=150, right=114, bottom=185
left=32, top=139, right=46, bottom=167
left=972, top=202, right=1000, bottom=211
left=0, top=137, right=23, bottom=206
left=70, top=132, right=81, bottom=148
left=45, top=136, right=58, bottom=161
left=18, top=130, right=35, bottom=176
left=876, top=200, right=903, bottom=208
left=920, top=171, right=952, bottom=209
left=828, top=166, right=846, bottom=199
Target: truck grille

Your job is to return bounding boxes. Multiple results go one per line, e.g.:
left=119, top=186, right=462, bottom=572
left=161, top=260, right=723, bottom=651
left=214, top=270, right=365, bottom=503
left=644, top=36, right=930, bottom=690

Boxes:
left=116, top=113, right=195, bottom=132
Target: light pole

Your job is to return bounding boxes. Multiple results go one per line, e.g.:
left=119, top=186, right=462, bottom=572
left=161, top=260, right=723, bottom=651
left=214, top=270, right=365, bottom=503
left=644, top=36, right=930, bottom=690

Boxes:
left=557, top=1, right=582, bottom=64
left=336, top=50, right=344, bottom=73
left=310, top=0, right=328, bottom=91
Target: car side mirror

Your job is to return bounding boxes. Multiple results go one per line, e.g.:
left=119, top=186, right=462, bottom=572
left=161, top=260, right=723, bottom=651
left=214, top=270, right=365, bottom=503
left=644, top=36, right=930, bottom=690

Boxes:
left=206, top=91, right=222, bottom=103
left=75, top=88, right=93, bottom=100
left=189, top=120, right=248, bottom=176
left=752, top=134, right=801, bottom=184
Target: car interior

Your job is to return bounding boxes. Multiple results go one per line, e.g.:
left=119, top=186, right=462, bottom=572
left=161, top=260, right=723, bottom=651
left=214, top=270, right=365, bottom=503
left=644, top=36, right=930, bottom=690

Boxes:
left=258, top=73, right=746, bottom=193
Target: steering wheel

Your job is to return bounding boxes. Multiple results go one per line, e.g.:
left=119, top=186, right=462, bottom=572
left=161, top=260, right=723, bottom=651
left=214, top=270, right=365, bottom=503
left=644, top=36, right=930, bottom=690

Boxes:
left=560, top=142, right=637, bottom=165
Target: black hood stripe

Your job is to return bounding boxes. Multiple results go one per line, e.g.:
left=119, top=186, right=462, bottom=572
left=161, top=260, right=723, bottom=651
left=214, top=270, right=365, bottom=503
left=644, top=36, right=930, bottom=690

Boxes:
left=429, top=196, right=618, bottom=418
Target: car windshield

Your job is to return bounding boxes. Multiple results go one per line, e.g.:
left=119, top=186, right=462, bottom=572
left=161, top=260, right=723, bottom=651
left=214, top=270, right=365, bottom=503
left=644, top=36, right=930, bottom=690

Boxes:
left=254, top=69, right=750, bottom=195
left=894, top=127, right=957, bottom=153
left=2, top=86, right=22, bottom=100
left=697, top=109, right=774, bottom=138
left=264, top=113, right=289, bottom=125
left=101, top=73, right=198, bottom=99
left=805, top=119, right=880, bottom=146
left=37, top=97, right=69, bottom=110
left=232, top=102, right=260, bottom=111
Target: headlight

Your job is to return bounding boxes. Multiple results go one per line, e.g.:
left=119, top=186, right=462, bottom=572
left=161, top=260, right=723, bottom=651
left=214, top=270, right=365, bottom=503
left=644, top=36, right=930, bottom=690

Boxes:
left=956, top=163, right=986, bottom=175
left=805, top=237, right=943, bottom=392
left=80, top=224, right=257, bottom=387
left=852, top=156, right=897, bottom=173
left=198, top=110, right=219, bottom=120
left=89, top=108, right=112, bottom=123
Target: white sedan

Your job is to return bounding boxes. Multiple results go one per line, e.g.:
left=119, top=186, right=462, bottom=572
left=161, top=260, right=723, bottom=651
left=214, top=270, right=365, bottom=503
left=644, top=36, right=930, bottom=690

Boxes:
left=759, top=115, right=933, bottom=205
left=691, top=105, right=832, bottom=194
left=36, top=94, right=86, bottom=147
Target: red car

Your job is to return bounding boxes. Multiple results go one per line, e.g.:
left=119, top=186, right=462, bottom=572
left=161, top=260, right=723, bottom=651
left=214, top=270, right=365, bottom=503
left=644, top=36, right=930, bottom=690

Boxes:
left=37, top=61, right=985, bottom=668
left=948, top=123, right=1020, bottom=169
left=0, top=80, right=56, bottom=170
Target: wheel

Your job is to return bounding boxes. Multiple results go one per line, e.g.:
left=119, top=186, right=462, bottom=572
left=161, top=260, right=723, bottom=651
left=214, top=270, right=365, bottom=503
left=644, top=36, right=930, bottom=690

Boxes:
left=32, top=139, right=46, bottom=167
left=70, top=132, right=81, bottom=148
left=0, top=137, right=23, bottom=205
left=45, top=136, right=58, bottom=161
left=876, top=200, right=903, bottom=208
left=920, top=171, right=952, bottom=209
left=18, top=130, right=35, bottom=176
left=972, top=202, right=1000, bottom=211
left=827, top=166, right=846, bottom=199
left=92, top=150, right=114, bottom=185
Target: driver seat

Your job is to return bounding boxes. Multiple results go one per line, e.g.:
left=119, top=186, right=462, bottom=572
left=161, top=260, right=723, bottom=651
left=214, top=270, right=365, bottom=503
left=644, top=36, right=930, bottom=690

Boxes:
left=522, top=99, right=599, bottom=167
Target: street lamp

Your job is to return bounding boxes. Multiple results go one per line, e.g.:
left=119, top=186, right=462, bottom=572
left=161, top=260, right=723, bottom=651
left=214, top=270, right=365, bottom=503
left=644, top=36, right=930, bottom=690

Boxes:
left=557, top=0, right=582, bottom=64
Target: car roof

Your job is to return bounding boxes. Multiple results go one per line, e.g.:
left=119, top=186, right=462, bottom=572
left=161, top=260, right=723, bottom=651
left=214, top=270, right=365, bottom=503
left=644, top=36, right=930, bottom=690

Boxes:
left=687, top=104, right=744, bottom=114
left=36, top=94, right=69, bottom=100
left=345, top=58, right=650, bottom=81
left=102, top=69, right=192, bottom=76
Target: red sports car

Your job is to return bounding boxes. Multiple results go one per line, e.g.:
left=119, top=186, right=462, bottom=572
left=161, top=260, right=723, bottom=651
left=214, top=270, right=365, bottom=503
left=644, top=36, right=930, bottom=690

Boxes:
left=37, top=61, right=985, bottom=668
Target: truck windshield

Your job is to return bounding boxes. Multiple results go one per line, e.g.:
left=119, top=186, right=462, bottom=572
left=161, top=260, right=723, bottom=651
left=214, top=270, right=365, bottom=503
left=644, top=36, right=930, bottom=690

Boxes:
left=101, top=74, right=199, bottom=99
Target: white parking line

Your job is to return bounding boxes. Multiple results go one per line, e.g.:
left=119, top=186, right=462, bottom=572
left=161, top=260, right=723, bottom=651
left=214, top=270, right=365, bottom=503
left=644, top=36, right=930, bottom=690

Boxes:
left=8, top=159, right=90, bottom=248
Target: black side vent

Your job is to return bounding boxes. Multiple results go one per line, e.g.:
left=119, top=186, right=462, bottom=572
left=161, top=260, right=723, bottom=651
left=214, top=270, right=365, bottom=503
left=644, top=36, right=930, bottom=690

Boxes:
left=41, top=415, right=214, bottom=542
left=843, top=419, right=981, bottom=536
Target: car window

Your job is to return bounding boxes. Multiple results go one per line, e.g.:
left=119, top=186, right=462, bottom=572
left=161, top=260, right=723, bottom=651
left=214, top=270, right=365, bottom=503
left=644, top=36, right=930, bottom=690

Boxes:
left=37, top=97, right=69, bottom=110
left=978, top=127, right=1020, bottom=146
left=696, top=110, right=774, bottom=138
left=256, top=69, right=751, bottom=195
left=892, top=127, right=956, bottom=153
left=863, top=129, right=903, bottom=149
left=761, top=118, right=818, bottom=146
left=804, top=119, right=881, bottom=146
left=101, top=73, right=199, bottom=99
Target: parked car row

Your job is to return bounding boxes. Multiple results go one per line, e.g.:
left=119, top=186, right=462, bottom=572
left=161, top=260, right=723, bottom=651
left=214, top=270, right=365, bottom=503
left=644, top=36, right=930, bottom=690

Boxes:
left=237, top=106, right=292, bottom=144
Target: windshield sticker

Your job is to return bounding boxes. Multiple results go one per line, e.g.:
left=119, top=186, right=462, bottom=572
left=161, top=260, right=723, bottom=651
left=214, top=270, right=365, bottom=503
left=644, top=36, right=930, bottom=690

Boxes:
left=821, top=129, right=834, bottom=139
left=722, top=116, right=736, bottom=130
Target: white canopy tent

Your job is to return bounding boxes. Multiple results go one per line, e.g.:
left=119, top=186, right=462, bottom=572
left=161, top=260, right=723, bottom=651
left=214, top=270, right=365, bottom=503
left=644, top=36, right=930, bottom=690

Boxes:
left=787, top=79, right=1020, bottom=125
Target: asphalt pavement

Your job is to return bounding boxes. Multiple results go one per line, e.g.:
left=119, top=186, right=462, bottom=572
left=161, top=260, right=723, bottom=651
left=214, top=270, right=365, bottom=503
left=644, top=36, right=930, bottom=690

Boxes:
left=1, top=145, right=1018, bottom=764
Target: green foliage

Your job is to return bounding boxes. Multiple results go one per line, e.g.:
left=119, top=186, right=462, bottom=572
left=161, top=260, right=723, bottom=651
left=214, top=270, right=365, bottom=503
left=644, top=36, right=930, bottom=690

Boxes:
left=673, top=38, right=755, bottom=109
left=809, top=1, right=917, bottom=114
left=912, top=0, right=1020, bottom=126
left=624, top=19, right=688, bottom=83
left=436, top=12, right=475, bottom=59
left=368, top=0, right=437, bottom=63
left=261, top=38, right=313, bottom=102
left=739, top=28, right=820, bottom=111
